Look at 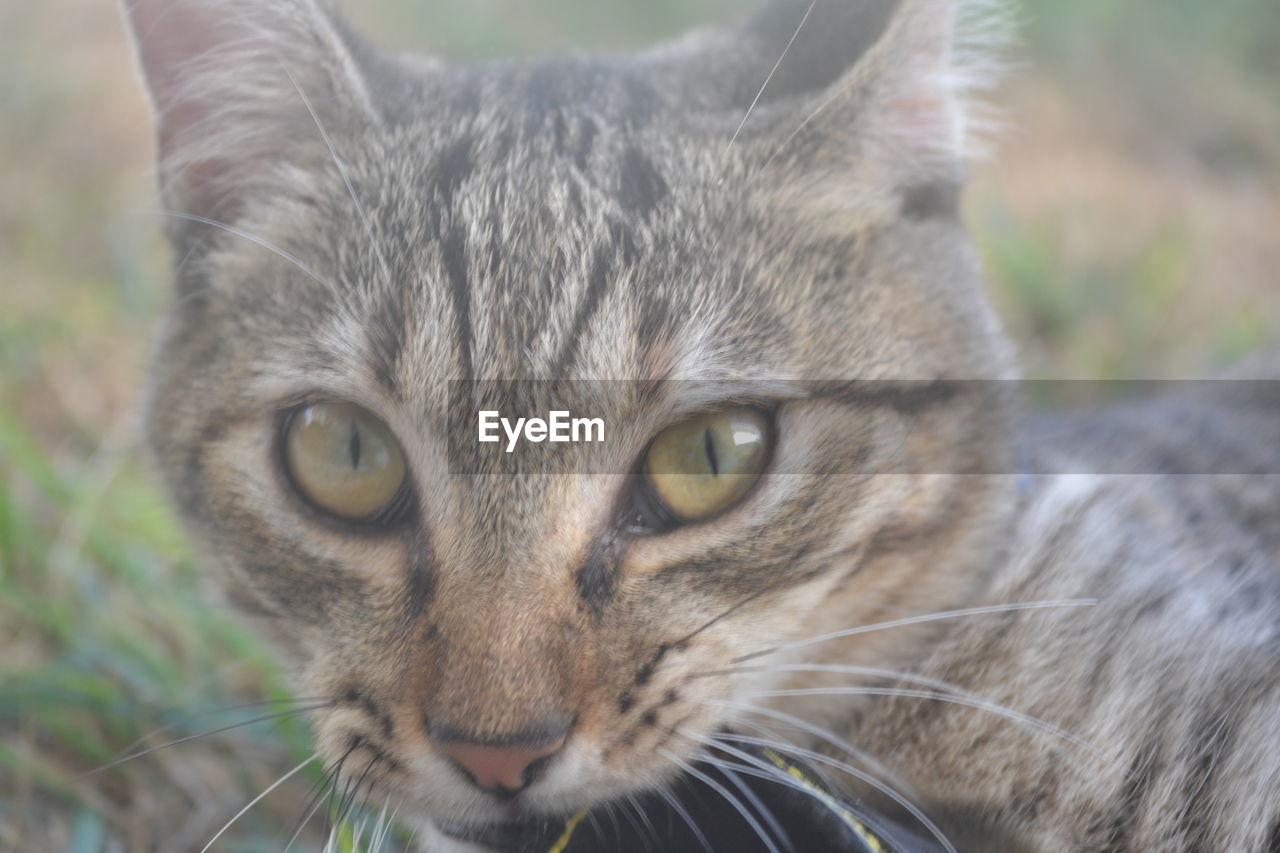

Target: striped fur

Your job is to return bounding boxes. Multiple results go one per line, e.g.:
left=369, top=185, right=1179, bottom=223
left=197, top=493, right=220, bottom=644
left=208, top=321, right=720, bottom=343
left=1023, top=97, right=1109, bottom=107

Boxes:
left=124, top=0, right=1280, bottom=849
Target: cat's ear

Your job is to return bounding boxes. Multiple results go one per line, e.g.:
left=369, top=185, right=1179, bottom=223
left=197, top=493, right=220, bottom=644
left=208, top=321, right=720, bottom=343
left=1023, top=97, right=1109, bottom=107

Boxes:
left=727, top=0, right=1006, bottom=208
left=121, top=0, right=380, bottom=220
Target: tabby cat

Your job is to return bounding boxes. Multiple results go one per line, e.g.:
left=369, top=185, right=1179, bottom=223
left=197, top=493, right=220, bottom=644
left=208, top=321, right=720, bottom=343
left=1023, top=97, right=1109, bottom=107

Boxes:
left=122, top=0, right=1280, bottom=849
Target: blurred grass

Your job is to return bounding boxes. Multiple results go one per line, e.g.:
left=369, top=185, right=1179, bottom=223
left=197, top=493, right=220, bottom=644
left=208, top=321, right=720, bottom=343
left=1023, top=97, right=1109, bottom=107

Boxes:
left=1, top=0, right=1278, bottom=850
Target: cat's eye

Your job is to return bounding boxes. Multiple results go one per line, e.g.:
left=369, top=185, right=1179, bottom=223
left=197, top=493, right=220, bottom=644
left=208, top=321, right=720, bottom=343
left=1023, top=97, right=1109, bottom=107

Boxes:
left=282, top=402, right=409, bottom=523
left=643, top=407, right=771, bottom=524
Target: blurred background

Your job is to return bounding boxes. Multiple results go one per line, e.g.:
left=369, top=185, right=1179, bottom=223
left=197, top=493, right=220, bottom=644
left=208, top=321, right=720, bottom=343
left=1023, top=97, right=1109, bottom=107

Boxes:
left=1, top=0, right=1278, bottom=850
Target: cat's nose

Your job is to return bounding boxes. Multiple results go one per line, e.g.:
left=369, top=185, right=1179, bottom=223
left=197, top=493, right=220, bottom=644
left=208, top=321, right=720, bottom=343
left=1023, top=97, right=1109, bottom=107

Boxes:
left=432, top=721, right=570, bottom=795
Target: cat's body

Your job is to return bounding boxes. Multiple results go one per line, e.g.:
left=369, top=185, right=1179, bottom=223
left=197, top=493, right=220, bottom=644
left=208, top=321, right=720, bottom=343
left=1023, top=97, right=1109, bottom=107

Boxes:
left=121, top=0, right=1280, bottom=849
left=850, top=380, right=1280, bottom=849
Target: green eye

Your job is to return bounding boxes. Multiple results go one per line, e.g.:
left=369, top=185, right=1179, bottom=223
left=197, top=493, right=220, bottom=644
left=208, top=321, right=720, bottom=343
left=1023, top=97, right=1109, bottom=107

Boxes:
left=283, top=402, right=408, bottom=522
left=643, top=407, right=771, bottom=523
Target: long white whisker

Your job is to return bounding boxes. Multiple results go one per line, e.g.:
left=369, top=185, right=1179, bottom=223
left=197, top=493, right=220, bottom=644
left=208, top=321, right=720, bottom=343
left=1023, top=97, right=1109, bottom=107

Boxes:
left=115, top=695, right=335, bottom=759
left=702, top=662, right=984, bottom=692
left=657, top=786, right=714, bottom=853
left=703, top=661, right=1106, bottom=759
left=714, top=729, right=962, bottom=851
left=719, top=761, right=794, bottom=851
left=200, top=753, right=316, bottom=853
left=83, top=702, right=335, bottom=779
left=283, top=741, right=361, bottom=853
left=352, top=813, right=368, bottom=851
left=694, top=698, right=957, bottom=853
left=713, top=695, right=904, bottom=790
left=613, top=794, right=647, bottom=846
left=716, top=718, right=903, bottom=799
left=371, top=804, right=397, bottom=851
left=155, top=210, right=337, bottom=289
left=282, top=792, right=329, bottom=853
left=732, top=599, right=1098, bottom=664
left=658, top=747, right=783, bottom=853
left=281, top=772, right=332, bottom=852
left=681, top=730, right=818, bottom=799
left=278, top=60, right=396, bottom=293
left=694, top=739, right=935, bottom=853
left=624, top=792, right=661, bottom=851
left=599, top=799, right=623, bottom=845
left=755, top=63, right=864, bottom=175
left=740, top=684, right=1111, bottom=766
left=583, top=811, right=609, bottom=848
left=683, top=725, right=957, bottom=853
left=722, top=0, right=817, bottom=162
left=679, top=728, right=856, bottom=848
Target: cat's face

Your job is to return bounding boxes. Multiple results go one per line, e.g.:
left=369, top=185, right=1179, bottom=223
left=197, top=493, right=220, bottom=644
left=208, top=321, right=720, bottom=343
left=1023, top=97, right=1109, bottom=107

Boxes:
left=128, top=0, right=1014, bottom=844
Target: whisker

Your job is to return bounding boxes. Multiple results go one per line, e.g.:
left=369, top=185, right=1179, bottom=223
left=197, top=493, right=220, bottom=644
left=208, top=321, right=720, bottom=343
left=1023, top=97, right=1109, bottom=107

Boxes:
left=673, top=581, right=790, bottom=649
left=583, top=810, right=608, bottom=849
left=604, top=799, right=625, bottom=846
left=657, top=785, right=714, bottom=853
left=323, top=752, right=357, bottom=842
left=696, top=662, right=983, bottom=697
left=369, top=804, right=397, bottom=852
left=721, top=0, right=818, bottom=162
left=336, top=751, right=381, bottom=830
left=117, top=695, right=336, bottom=758
left=683, top=739, right=855, bottom=846
left=740, top=684, right=1109, bottom=765
left=627, top=791, right=664, bottom=852
left=200, top=753, right=317, bottom=853
left=80, top=702, right=337, bottom=779
left=281, top=776, right=336, bottom=853
left=693, top=698, right=957, bottom=853
left=617, top=793, right=655, bottom=850
left=695, top=660, right=1107, bottom=759
left=731, top=599, right=1098, bottom=665
left=718, top=760, right=794, bottom=852
left=351, top=812, right=371, bottom=853
left=659, top=746, right=783, bottom=853
left=282, top=741, right=360, bottom=853
left=334, top=759, right=370, bottom=827
left=704, top=695, right=904, bottom=787
left=154, top=209, right=337, bottom=289
left=728, top=730, right=959, bottom=853
left=355, top=766, right=400, bottom=845
left=681, top=724, right=937, bottom=853
left=754, top=39, right=885, bottom=178
left=277, top=60, right=396, bottom=294
left=683, top=730, right=821, bottom=799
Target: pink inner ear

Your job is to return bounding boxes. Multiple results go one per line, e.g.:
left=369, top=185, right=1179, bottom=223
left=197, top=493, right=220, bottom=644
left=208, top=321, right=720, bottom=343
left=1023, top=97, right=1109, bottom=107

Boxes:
left=859, top=0, right=971, bottom=169
left=127, top=0, right=227, bottom=111
left=123, top=0, right=310, bottom=218
left=883, top=85, right=961, bottom=154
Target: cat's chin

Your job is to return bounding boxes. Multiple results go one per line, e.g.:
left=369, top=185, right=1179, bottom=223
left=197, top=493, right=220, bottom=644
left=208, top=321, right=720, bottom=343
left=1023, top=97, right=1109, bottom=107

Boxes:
left=403, top=784, right=598, bottom=853
left=415, top=819, right=497, bottom=853
left=414, top=815, right=553, bottom=853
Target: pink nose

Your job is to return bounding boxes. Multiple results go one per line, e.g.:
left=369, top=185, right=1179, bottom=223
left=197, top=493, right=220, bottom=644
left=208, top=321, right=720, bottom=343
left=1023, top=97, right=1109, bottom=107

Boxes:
left=436, top=735, right=567, bottom=792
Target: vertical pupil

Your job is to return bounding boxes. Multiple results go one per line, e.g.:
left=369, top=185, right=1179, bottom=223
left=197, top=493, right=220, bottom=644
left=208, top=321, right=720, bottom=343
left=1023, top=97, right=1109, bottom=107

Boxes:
left=348, top=421, right=362, bottom=470
left=703, top=427, right=719, bottom=476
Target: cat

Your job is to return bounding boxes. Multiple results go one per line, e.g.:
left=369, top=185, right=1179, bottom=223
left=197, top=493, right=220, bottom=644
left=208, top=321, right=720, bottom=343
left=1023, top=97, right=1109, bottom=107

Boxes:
left=121, top=0, right=1280, bottom=849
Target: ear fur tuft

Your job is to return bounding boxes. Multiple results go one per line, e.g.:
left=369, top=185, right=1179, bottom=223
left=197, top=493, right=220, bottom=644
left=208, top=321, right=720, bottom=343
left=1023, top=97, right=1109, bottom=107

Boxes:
left=121, top=0, right=380, bottom=219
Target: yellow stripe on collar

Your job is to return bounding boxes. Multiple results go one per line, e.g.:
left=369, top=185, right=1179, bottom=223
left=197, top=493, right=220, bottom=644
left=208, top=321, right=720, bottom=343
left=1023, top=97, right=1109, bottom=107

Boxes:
left=761, top=748, right=888, bottom=853
left=546, top=808, right=588, bottom=853
left=544, top=752, right=893, bottom=853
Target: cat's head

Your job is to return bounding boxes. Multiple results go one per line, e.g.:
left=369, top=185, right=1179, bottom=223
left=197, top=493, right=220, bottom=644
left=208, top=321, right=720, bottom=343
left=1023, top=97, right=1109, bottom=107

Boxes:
left=126, top=0, right=1014, bottom=844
